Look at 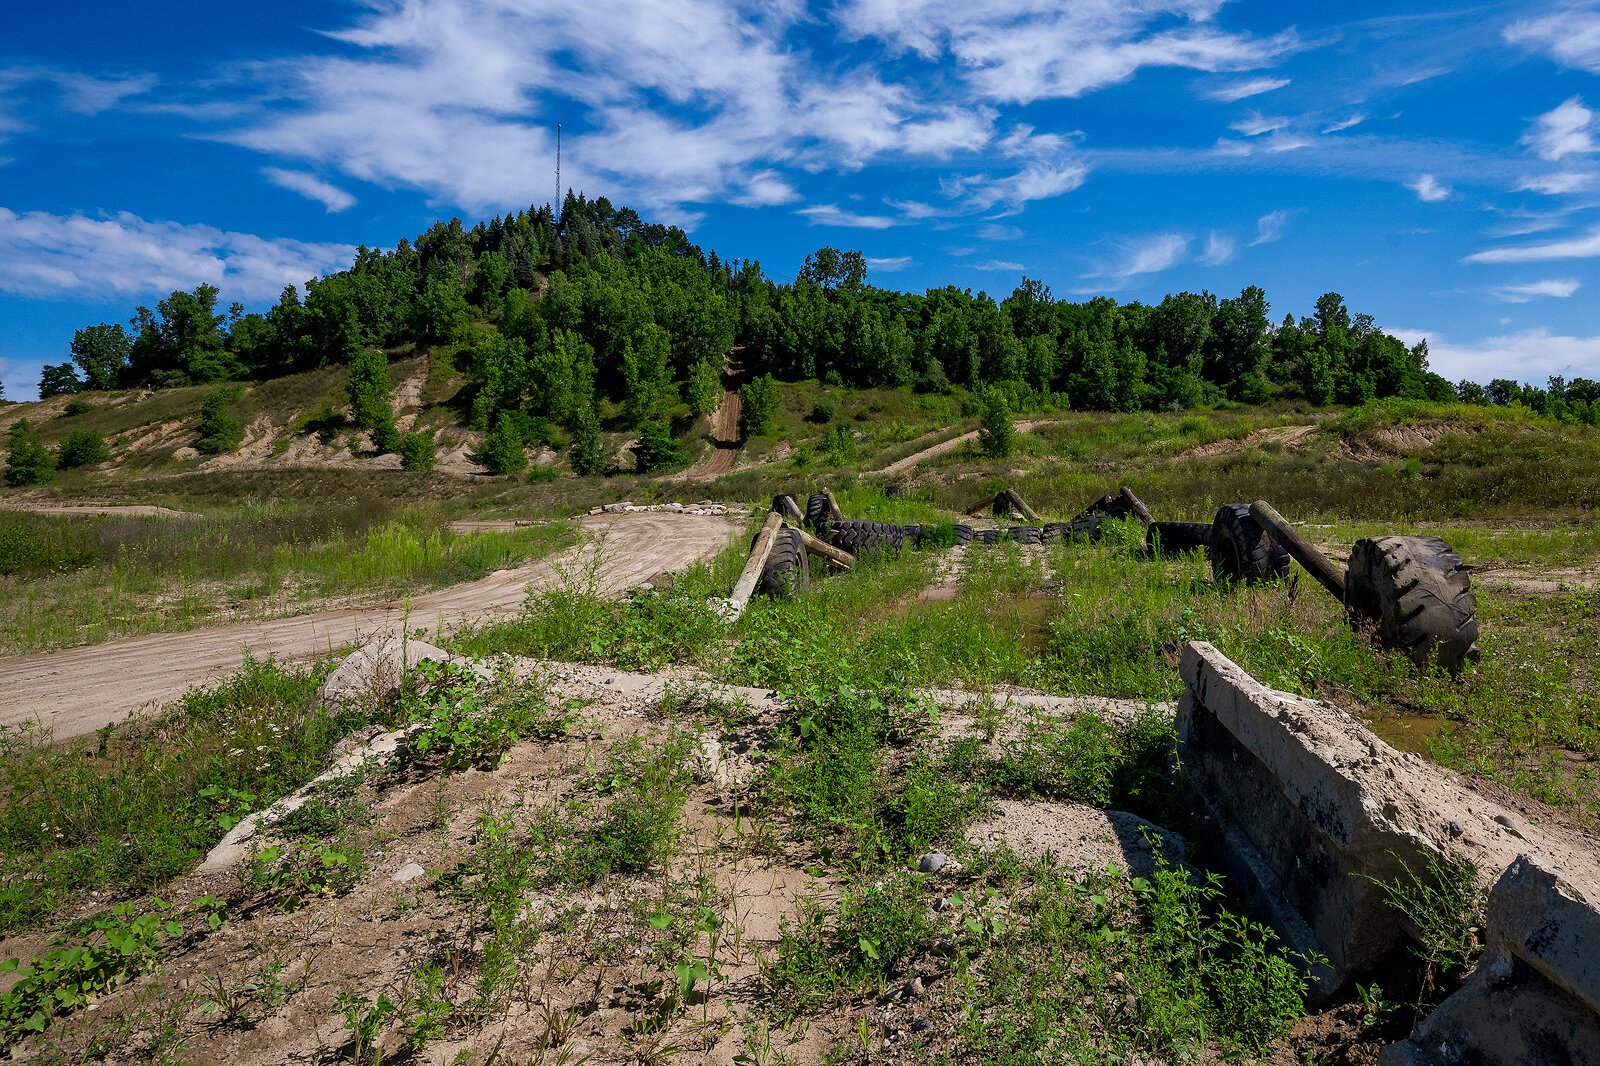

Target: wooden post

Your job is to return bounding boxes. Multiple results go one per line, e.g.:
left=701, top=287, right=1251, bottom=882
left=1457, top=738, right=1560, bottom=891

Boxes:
left=1119, top=486, right=1154, bottom=527
left=784, top=521, right=853, bottom=569
left=1249, top=500, right=1346, bottom=602
left=1003, top=488, right=1042, bottom=523
left=821, top=487, right=844, bottom=524
left=966, top=493, right=999, bottom=516
left=725, top=511, right=784, bottom=619
left=773, top=494, right=805, bottom=525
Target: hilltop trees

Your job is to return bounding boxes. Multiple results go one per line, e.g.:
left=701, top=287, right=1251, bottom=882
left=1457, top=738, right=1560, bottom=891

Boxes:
left=347, top=347, right=397, bottom=451
left=70, top=324, right=131, bottom=390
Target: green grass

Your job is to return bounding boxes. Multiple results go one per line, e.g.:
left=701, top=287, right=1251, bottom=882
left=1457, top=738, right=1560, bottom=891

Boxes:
left=0, top=504, right=575, bottom=655
left=0, top=657, right=356, bottom=931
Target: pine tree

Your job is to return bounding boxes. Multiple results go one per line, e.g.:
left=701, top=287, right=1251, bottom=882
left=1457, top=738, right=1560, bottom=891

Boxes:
left=480, top=412, right=527, bottom=475
left=4, top=420, right=55, bottom=486
left=569, top=405, right=604, bottom=475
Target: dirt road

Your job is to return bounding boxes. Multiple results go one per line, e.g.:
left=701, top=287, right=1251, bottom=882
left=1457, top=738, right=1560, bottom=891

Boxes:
left=0, top=503, right=197, bottom=518
left=879, top=420, right=1057, bottom=476
left=0, top=511, right=740, bottom=741
left=676, top=360, right=744, bottom=479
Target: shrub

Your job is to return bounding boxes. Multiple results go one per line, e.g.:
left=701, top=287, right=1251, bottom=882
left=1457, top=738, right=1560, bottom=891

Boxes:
left=62, top=398, right=94, bottom=418
left=4, top=420, right=54, bottom=486
left=739, top=375, right=780, bottom=437
left=347, top=347, right=396, bottom=452
left=634, top=419, right=685, bottom=472
left=479, top=412, right=527, bottom=475
left=977, top=388, right=1016, bottom=458
left=56, top=429, right=109, bottom=469
left=196, top=390, right=243, bottom=454
left=397, top=431, right=436, bottom=471
left=686, top=359, right=723, bottom=418
left=810, top=397, right=837, bottom=423
left=569, top=405, right=604, bottom=475
left=822, top=422, right=856, bottom=464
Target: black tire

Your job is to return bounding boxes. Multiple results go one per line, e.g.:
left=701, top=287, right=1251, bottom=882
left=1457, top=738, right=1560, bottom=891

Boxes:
left=1209, top=504, right=1290, bottom=584
left=1047, top=516, right=1107, bottom=543
left=1010, top=526, right=1043, bottom=545
left=953, top=524, right=973, bottom=545
left=1147, top=521, right=1212, bottom=556
left=898, top=524, right=926, bottom=548
left=1345, top=536, right=1480, bottom=671
left=975, top=528, right=1005, bottom=546
left=757, top=527, right=810, bottom=598
left=772, top=493, right=804, bottom=524
left=805, top=492, right=831, bottom=535
left=828, top=520, right=903, bottom=557
left=886, top=482, right=906, bottom=499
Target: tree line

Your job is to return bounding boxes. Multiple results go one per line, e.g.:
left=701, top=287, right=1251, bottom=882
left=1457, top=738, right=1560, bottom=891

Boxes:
left=36, top=192, right=1600, bottom=441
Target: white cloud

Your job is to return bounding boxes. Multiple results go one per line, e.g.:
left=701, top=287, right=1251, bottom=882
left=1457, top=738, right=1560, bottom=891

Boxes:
left=263, top=168, right=356, bottom=212
left=1506, top=8, right=1600, bottom=74
left=1199, top=76, right=1290, bottom=102
left=1088, top=232, right=1188, bottom=284
left=1522, top=97, right=1596, bottom=162
left=1464, top=227, right=1600, bottom=263
left=796, top=204, right=898, bottom=229
left=1518, top=171, right=1595, bottom=195
left=1322, top=113, right=1366, bottom=134
left=974, top=259, right=1025, bottom=272
left=1251, top=210, right=1288, bottom=245
left=1231, top=111, right=1290, bottom=137
left=1390, top=326, right=1600, bottom=382
left=1488, top=278, right=1580, bottom=303
left=0, top=207, right=356, bottom=302
left=1199, top=231, right=1235, bottom=265
left=867, top=255, right=912, bottom=272
left=977, top=223, right=1024, bottom=241
left=1407, top=174, right=1452, bottom=202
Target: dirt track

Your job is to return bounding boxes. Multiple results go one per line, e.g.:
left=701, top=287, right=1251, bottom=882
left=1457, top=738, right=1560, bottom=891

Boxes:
left=879, top=419, right=1057, bottom=476
left=0, top=502, right=198, bottom=518
left=677, top=367, right=744, bottom=479
left=0, top=511, right=740, bottom=741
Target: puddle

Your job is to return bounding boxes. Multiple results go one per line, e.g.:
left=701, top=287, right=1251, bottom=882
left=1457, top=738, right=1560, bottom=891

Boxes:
left=1367, top=712, right=1451, bottom=756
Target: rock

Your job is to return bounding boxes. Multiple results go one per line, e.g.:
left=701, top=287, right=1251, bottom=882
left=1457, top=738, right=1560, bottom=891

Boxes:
left=391, top=862, right=427, bottom=883
left=602, top=502, right=632, bottom=513
left=904, top=977, right=925, bottom=998
left=917, top=853, right=950, bottom=874
left=318, top=631, right=488, bottom=710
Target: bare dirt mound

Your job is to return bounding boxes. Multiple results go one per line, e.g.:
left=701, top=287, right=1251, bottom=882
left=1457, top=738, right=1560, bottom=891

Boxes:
left=0, top=502, right=197, bottom=518
left=0, top=511, right=740, bottom=741
left=879, top=419, right=1057, bottom=476
left=1173, top=424, right=1317, bottom=461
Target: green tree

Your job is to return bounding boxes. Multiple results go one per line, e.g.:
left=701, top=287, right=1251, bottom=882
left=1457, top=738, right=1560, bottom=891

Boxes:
left=56, top=429, right=110, bottom=468
left=196, top=390, right=243, bottom=454
left=347, top=347, right=398, bottom=451
left=686, top=359, right=723, bottom=419
left=70, top=323, right=131, bottom=390
left=738, top=375, right=779, bottom=437
left=479, top=412, right=527, bottom=475
left=620, top=324, right=673, bottom=427
left=633, top=419, right=685, bottom=472
left=38, top=363, right=81, bottom=398
left=397, top=432, right=437, bottom=471
left=977, top=388, right=1015, bottom=458
left=569, top=405, right=604, bottom=475
left=5, top=420, right=56, bottom=486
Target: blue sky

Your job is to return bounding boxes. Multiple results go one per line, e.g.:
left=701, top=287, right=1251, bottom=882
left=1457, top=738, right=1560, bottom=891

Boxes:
left=2, top=0, right=1599, bottom=399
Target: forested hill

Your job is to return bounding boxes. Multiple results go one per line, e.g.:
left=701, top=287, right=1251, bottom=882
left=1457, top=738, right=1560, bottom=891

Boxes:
left=36, top=193, right=1600, bottom=434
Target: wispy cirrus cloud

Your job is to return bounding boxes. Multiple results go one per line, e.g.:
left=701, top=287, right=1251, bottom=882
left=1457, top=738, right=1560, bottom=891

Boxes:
left=1518, top=171, right=1595, bottom=195
left=1322, top=113, right=1366, bottom=134
left=1087, top=232, right=1189, bottom=286
left=1199, top=76, right=1290, bottom=102
left=797, top=204, right=898, bottom=229
left=1506, top=7, right=1600, bottom=73
left=1522, top=97, right=1596, bottom=161
left=1488, top=278, right=1580, bottom=303
left=974, top=259, right=1025, bottom=272
left=1407, top=174, right=1452, bottom=202
left=0, top=207, right=355, bottom=302
left=1199, top=231, right=1235, bottom=265
left=1231, top=111, right=1291, bottom=137
left=866, top=255, right=912, bottom=272
left=1464, top=227, right=1600, bottom=263
left=1251, top=210, right=1288, bottom=245
left=263, top=168, right=356, bottom=212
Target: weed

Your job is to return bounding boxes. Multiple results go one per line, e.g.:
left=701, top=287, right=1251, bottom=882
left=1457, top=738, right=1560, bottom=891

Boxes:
left=1362, top=848, right=1484, bottom=1004
left=397, top=660, right=566, bottom=770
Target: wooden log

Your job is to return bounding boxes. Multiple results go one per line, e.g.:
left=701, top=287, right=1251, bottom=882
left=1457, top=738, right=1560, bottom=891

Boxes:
left=1001, top=488, right=1042, bottom=523
left=785, top=522, right=853, bottom=569
left=773, top=493, right=805, bottom=525
left=821, top=487, right=844, bottom=524
left=1119, top=486, right=1154, bottom=527
left=1249, top=500, right=1346, bottom=602
left=725, top=511, right=784, bottom=619
left=966, top=493, right=999, bottom=516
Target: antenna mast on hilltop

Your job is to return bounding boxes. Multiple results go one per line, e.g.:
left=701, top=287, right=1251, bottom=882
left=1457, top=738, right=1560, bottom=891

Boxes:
left=555, top=123, right=562, bottom=221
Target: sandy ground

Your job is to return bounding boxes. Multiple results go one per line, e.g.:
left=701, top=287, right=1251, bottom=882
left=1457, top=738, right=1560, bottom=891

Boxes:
left=1173, top=424, right=1317, bottom=461
left=0, top=511, right=740, bottom=741
left=878, top=419, right=1056, bottom=476
left=0, top=502, right=197, bottom=518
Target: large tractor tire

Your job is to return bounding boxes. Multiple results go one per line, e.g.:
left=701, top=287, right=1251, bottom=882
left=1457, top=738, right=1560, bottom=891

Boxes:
left=755, top=527, right=810, bottom=598
left=1147, top=521, right=1212, bottom=556
left=1209, top=504, right=1290, bottom=584
left=805, top=493, right=832, bottom=535
left=1010, top=526, right=1043, bottom=546
left=1043, top=516, right=1108, bottom=543
left=1345, top=536, right=1480, bottom=671
left=828, top=520, right=904, bottom=557
left=952, top=524, right=974, bottom=545
left=974, top=528, right=1005, bottom=546
left=898, top=524, right=927, bottom=548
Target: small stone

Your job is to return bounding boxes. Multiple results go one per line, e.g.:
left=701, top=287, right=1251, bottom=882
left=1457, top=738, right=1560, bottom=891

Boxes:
left=917, top=853, right=950, bottom=874
left=391, top=862, right=426, bottom=882
left=904, top=977, right=925, bottom=998
left=910, top=1018, right=930, bottom=1033
left=1448, top=819, right=1465, bottom=836
left=1492, top=813, right=1527, bottom=838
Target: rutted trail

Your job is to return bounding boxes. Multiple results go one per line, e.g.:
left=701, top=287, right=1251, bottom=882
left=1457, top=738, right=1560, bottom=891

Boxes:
left=878, top=419, right=1057, bottom=476
left=0, top=511, right=741, bottom=741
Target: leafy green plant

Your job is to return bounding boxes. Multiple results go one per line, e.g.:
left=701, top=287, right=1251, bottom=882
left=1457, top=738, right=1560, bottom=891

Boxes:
left=196, top=389, right=244, bottom=454
left=397, top=431, right=436, bottom=471
left=334, top=990, right=397, bottom=1065
left=1363, top=848, right=1484, bottom=1003
left=4, top=419, right=55, bottom=486
left=0, top=900, right=184, bottom=1041
left=55, top=428, right=110, bottom=468
left=397, top=660, right=565, bottom=769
